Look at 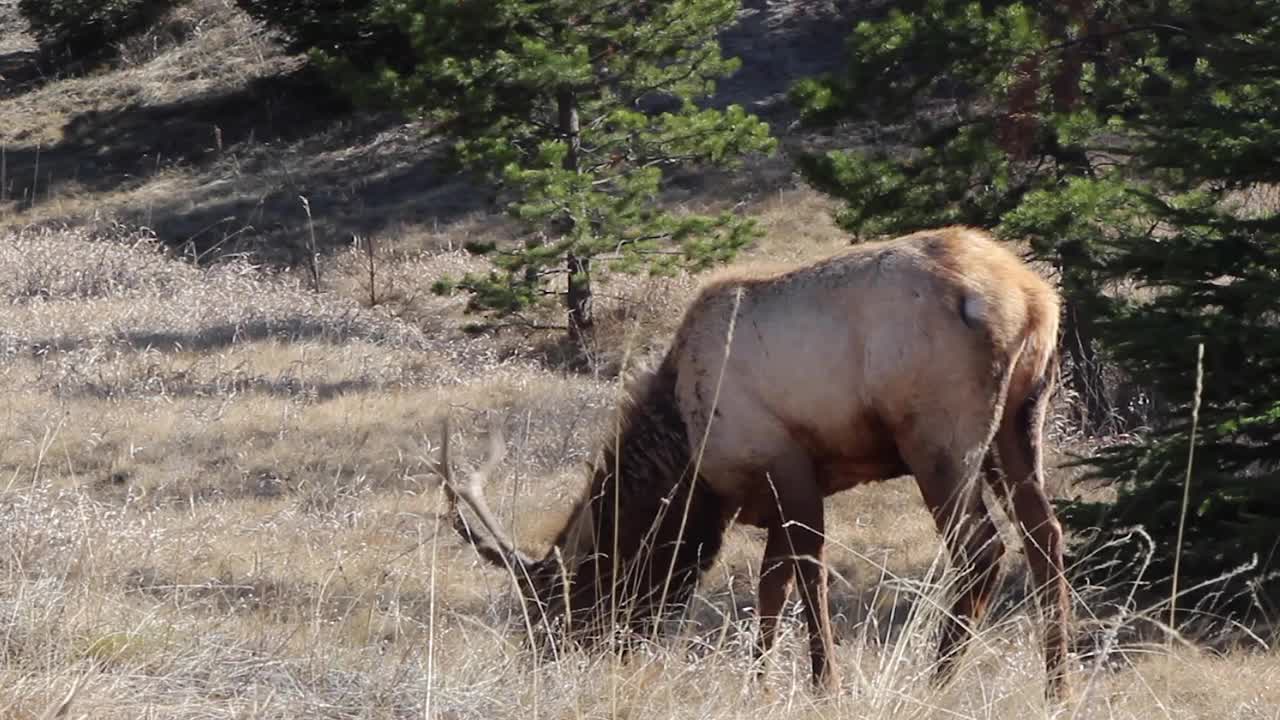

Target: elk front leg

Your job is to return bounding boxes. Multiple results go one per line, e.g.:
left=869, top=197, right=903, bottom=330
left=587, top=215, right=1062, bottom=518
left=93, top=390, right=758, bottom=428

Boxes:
left=756, top=452, right=838, bottom=693
left=754, top=524, right=794, bottom=673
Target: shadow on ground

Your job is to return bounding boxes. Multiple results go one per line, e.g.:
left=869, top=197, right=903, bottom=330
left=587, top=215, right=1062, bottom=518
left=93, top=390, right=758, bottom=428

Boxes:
left=25, top=316, right=412, bottom=355
left=2, top=64, right=493, bottom=263
left=0, top=49, right=44, bottom=99
left=5, top=67, right=345, bottom=189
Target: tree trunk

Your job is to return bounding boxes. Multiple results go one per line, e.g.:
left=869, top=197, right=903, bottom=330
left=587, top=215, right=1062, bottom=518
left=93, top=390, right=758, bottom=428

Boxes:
left=566, top=252, right=593, bottom=346
left=1062, top=298, right=1105, bottom=432
left=1037, top=2, right=1111, bottom=435
left=557, top=87, right=593, bottom=346
left=558, top=87, right=581, bottom=172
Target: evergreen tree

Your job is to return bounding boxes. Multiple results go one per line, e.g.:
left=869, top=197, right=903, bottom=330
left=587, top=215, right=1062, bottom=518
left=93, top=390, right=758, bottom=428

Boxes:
left=794, top=0, right=1280, bottom=612
left=792, top=0, right=1121, bottom=433
left=323, top=0, right=774, bottom=344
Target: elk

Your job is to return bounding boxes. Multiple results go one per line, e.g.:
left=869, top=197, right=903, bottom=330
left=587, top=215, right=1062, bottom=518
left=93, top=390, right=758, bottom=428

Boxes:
left=431, top=226, right=1071, bottom=699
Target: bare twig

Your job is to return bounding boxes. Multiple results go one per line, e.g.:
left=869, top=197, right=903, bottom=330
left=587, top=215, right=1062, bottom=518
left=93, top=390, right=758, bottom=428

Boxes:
left=38, top=673, right=90, bottom=720
left=363, top=234, right=376, bottom=303
left=29, top=143, right=40, bottom=211
left=300, top=195, right=322, bottom=293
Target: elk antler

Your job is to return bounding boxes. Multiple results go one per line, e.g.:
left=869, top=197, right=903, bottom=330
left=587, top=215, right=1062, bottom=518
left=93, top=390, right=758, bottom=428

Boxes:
left=431, top=416, right=536, bottom=570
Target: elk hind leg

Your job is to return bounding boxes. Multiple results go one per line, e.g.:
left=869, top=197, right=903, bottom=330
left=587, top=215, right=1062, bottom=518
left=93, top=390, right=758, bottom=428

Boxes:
left=900, top=433, right=1005, bottom=688
left=994, top=376, right=1070, bottom=699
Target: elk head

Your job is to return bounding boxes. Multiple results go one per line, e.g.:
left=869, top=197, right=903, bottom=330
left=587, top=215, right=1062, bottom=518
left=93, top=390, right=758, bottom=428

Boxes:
left=426, top=417, right=609, bottom=643
left=426, top=404, right=726, bottom=648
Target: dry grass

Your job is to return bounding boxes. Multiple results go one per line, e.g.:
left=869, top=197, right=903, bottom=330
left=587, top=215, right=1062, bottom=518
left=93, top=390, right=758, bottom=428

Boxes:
left=1, top=3, right=1276, bottom=716
left=2, top=224, right=1276, bottom=720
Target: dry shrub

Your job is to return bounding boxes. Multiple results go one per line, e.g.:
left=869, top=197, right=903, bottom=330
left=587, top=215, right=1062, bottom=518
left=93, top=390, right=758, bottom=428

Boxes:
left=114, top=0, right=267, bottom=69
left=116, top=0, right=287, bottom=87
left=0, top=226, right=429, bottom=358
left=0, top=225, right=193, bottom=303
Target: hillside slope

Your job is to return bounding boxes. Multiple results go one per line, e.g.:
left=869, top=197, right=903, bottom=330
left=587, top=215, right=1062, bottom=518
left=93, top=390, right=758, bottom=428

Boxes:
left=0, top=0, right=851, bottom=264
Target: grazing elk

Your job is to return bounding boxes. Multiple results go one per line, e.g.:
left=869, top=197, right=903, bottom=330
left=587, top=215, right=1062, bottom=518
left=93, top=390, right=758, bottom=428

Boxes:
left=431, top=226, right=1071, bottom=699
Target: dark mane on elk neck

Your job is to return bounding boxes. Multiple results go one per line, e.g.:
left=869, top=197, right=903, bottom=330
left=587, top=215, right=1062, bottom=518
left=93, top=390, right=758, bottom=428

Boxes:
left=544, top=354, right=729, bottom=638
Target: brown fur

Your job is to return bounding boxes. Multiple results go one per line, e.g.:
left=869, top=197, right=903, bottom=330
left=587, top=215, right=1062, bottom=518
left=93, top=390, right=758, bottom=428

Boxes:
left=438, top=226, right=1071, bottom=700
left=531, top=355, right=728, bottom=641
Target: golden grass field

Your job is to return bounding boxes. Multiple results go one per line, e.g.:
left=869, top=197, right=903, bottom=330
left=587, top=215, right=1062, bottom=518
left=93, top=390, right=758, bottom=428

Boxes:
left=2, top=2, right=1278, bottom=718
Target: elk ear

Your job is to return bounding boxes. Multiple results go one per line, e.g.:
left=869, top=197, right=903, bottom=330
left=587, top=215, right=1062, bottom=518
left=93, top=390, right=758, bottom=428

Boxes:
left=580, top=446, right=606, bottom=476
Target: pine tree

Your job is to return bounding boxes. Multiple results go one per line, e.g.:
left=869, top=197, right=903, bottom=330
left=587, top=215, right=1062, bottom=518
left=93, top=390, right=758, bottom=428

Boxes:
left=791, top=0, right=1123, bottom=434
left=794, top=0, right=1280, bottom=612
left=323, top=0, right=774, bottom=345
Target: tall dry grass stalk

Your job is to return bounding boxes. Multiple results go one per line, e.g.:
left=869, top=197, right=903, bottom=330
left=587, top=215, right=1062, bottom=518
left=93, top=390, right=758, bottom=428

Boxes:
left=1169, top=342, right=1205, bottom=634
left=301, top=195, right=322, bottom=293
left=360, top=235, right=379, bottom=306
